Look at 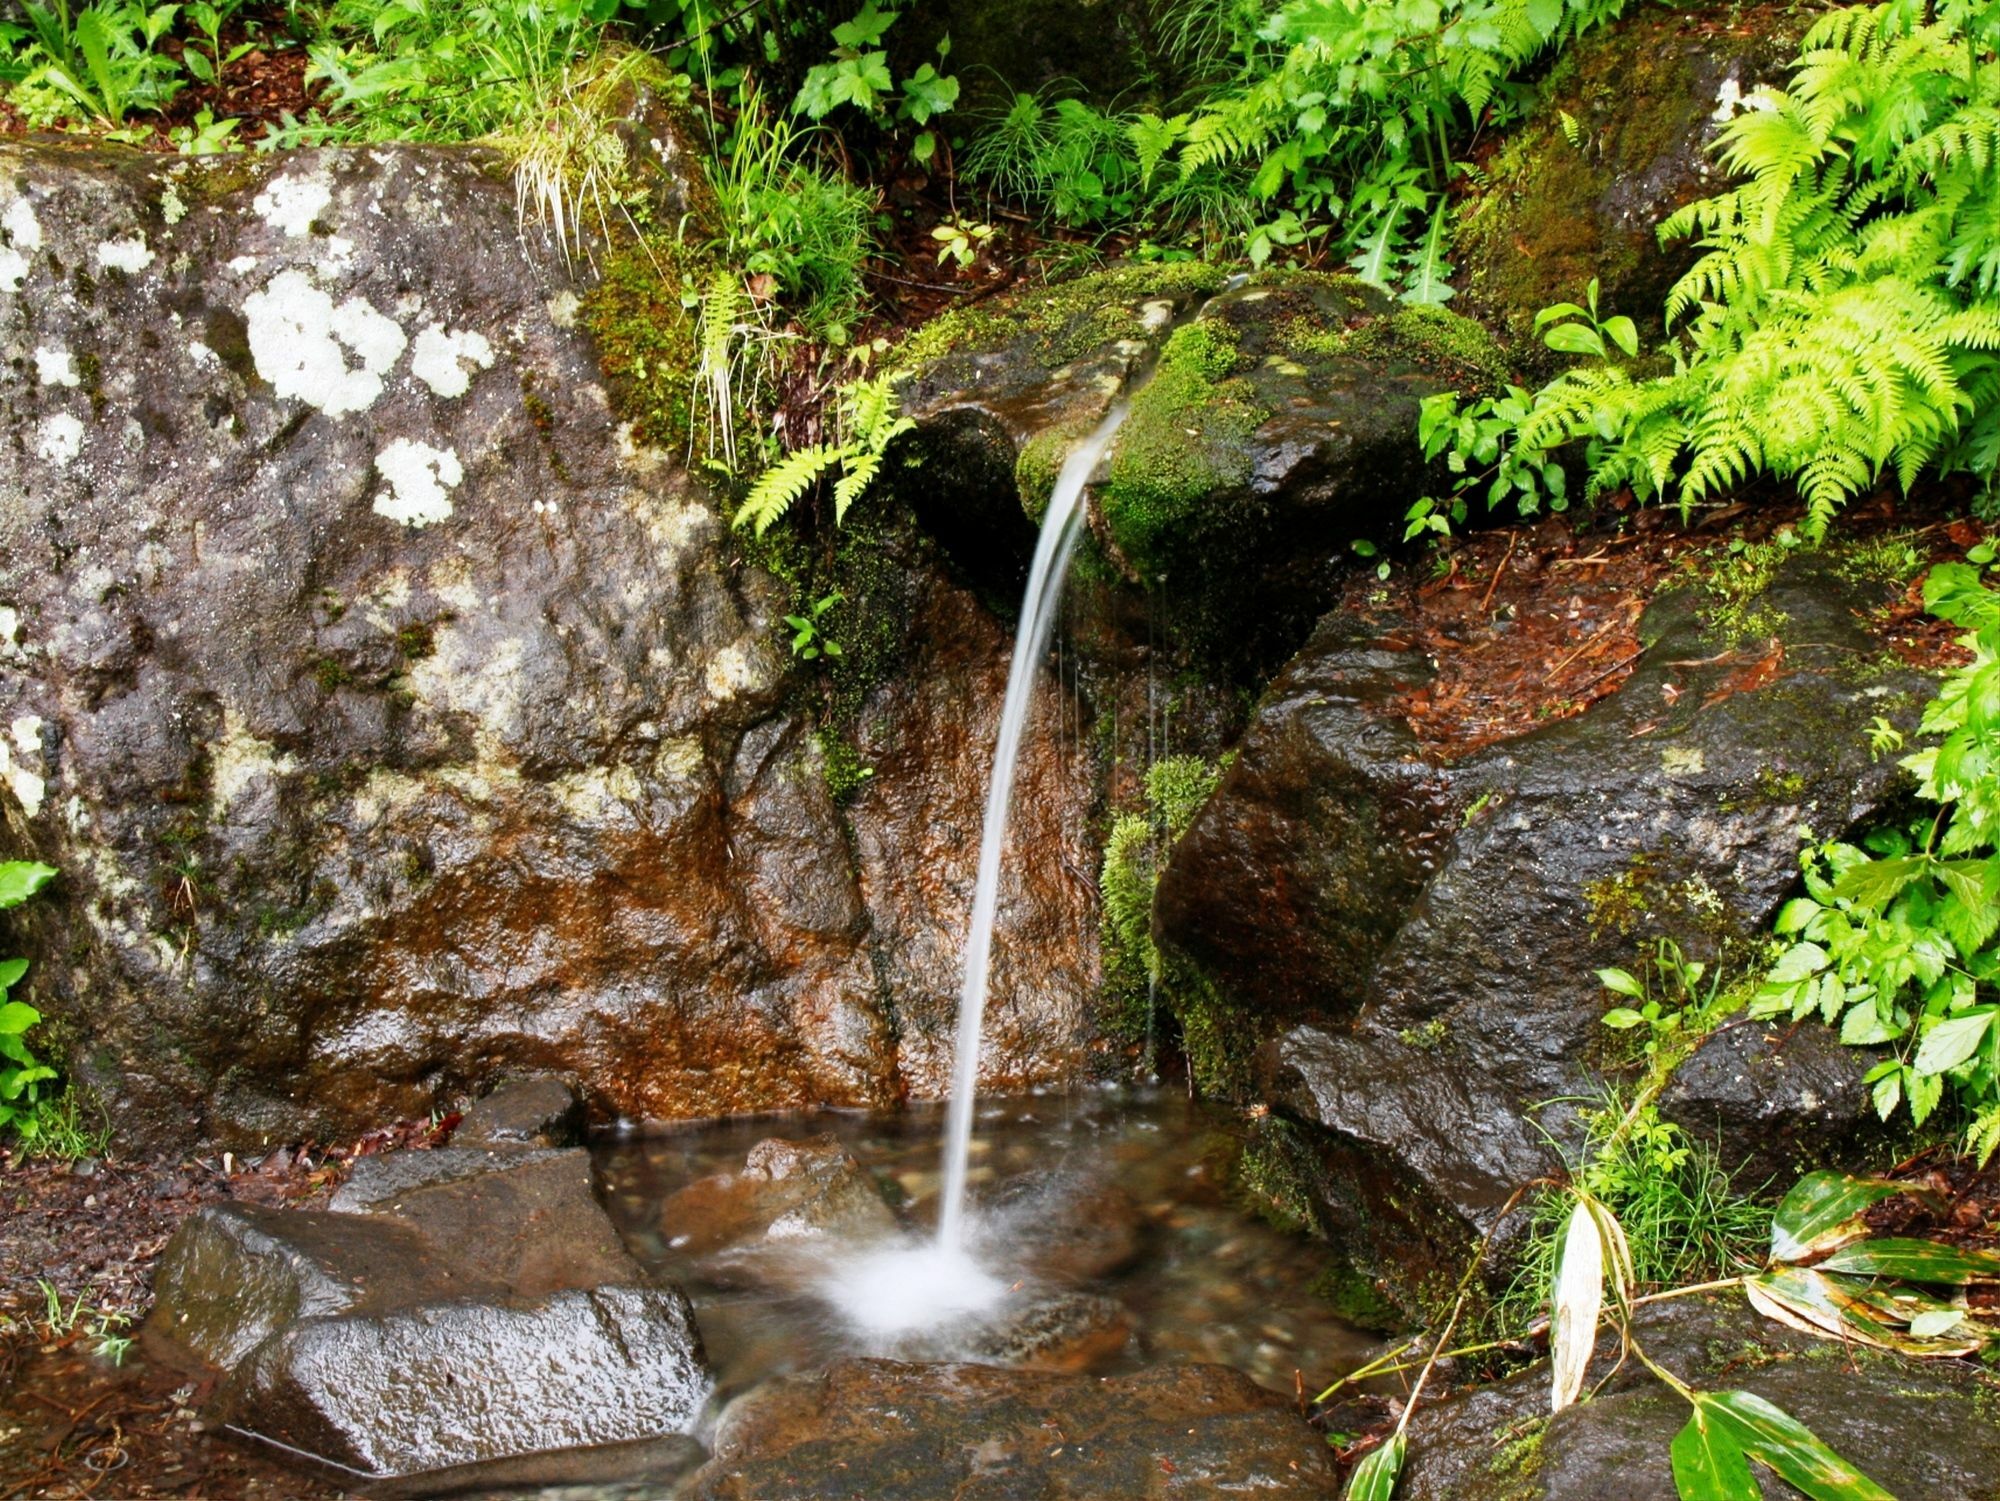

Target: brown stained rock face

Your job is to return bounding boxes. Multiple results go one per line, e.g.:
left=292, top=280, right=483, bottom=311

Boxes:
left=848, top=563, right=1100, bottom=1097
left=0, top=139, right=1102, bottom=1151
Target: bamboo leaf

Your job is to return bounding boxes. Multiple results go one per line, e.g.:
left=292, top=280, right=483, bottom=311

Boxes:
left=1745, top=1267, right=1980, bottom=1357
left=1817, top=1237, right=2000, bottom=1284
left=1344, top=1432, right=1405, bottom=1500
left=1671, top=1402, right=1759, bottom=1500
left=1769, top=1173, right=1906, bottom=1262
left=1551, top=1197, right=1603, bottom=1413
left=1702, top=1390, right=1897, bottom=1501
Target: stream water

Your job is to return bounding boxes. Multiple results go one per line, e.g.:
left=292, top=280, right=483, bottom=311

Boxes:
left=594, top=1088, right=1379, bottom=1408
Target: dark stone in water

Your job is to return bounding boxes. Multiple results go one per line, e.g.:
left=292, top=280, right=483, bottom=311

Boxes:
left=985, top=1168, right=1146, bottom=1283
left=1397, top=1296, right=2000, bottom=1500
left=682, top=1358, right=1341, bottom=1499
left=953, top=1291, right=1133, bottom=1373
left=660, top=1135, right=899, bottom=1257
left=146, top=1147, right=710, bottom=1493
left=453, top=1074, right=585, bottom=1150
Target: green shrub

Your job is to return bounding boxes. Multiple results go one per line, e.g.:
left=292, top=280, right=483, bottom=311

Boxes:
left=0, top=860, right=59, bottom=1142
left=1752, top=550, right=2000, bottom=1161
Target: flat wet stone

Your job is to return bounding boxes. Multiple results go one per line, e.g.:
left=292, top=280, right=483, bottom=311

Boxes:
left=682, top=1358, right=1340, bottom=1499
left=453, top=1075, right=585, bottom=1150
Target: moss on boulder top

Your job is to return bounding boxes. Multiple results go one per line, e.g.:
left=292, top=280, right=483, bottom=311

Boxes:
left=894, top=265, right=1505, bottom=674
left=1454, top=2, right=1803, bottom=367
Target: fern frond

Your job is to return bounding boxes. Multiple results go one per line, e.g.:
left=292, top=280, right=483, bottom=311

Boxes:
left=736, top=445, right=838, bottom=536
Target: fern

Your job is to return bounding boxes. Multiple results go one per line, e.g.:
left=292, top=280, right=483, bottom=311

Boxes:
left=732, top=373, right=913, bottom=535
left=737, top=444, right=840, bottom=536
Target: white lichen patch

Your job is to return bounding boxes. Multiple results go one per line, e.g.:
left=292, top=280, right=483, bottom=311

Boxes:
left=548, top=290, right=580, bottom=328
left=34, top=347, right=78, bottom=387
left=634, top=494, right=710, bottom=565
left=0, top=605, right=18, bottom=649
left=227, top=254, right=260, bottom=275
left=244, top=269, right=407, bottom=418
left=0, top=244, right=27, bottom=292
left=4, top=194, right=43, bottom=251
left=96, top=237, right=155, bottom=273
left=1, top=714, right=46, bottom=817
left=704, top=639, right=771, bottom=703
left=1661, top=745, right=1706, bottom=777
left=160, top=183, right=188, bottom=226
left=549, top=765, right=643, bottom=823
left=372, top=439, right=463, bottom=527
left=253, top=173, right=332, bottom=237
left=36, top=413, right=84, bottom=466
left=1711, top=75, right=1776, bottom=124
left=653, top=737, right=705, bottom=780
left=410, top=323, right=495, bottom=398
left=1139, top=298, right=1176, bottom=332
left=209, top=711, right=298, bottom=818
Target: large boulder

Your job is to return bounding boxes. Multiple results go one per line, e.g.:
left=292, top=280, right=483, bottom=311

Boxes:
left=1454, top=4, right=1803, bottom=363
left=1396, top=1295, right=2000, bottom=1500
left=0, top=138, right=1099, bottom=1151
left=1156, top=557, right=1931, bottom=1307
left=145, top=1147, right=711, bottom=1493
left=896, top=267, right=1507, bottom=676
left=681, top=1358, right=1342, bottom=1499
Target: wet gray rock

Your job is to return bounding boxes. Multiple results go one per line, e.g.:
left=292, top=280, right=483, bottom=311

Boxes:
left=1158, top=558, right=1930, bottom=1307
left=147, top=1147, right=709, bottom=1493
left=0, top=139, right=1102, bottom=1151
left=328, top=1145, right=567, bottom=1211
left=1659, top=1021, right=1879, bottom=1188
left=681, top=1359, right=1341, bottom=1499
left=984, top=1168, right=1146, bottom=1282
left=454, top=1074, right=585, bottom=1150
left=1398, top=1296, right=2000, bottom=1500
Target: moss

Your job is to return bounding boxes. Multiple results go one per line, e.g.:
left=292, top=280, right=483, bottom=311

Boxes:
left=1485, top=1416, right=1551, bottom=1500
left=891, top=260, right=1228, bottom=374
left=1171, top=957, right=1257, bottom=1098
left=394, top=621, right=437, bottom=661
left=816, top=729, right=874, bottom=803
left=1309, top=1258, right=1406, bottom=1334
left=1014, top=415, right=1096, bottom=520
left=1399, top=1018, right=1449, bottom=1051
left=578, top=234, right=703, bottom=450
left=1233, top=1115, right=1324, bottom=1236
left=310, top=657, right=355, bottom=694
left=1099, top=318, right=1266, bottom=579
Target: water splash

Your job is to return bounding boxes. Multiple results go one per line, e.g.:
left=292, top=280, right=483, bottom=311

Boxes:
left=935, top=400, right=1134, bottom=1254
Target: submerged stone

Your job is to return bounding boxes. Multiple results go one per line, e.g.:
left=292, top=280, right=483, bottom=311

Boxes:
left=660, top=1134, right=899, bottom=1257
left=682, top=1358, right=1341, bottom=1499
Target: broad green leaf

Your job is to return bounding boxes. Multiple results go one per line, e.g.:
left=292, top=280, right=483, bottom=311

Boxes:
left=0, top=861, right=56, bottom=909
left=1702, top=1390, right=1896, bottom=1500
left=1914, top=1009, right=1994, bottom=1075
left=1671, top=1402, right=1758, bottom=1500
left=0, top=1000, right=41, bottom=1036
left=1770, top=942, right=1830, bottom=984
left=1831, top=855, right=1928, bottom=909
left=1344, top=1432, right=1405, bottom=1500
left=1601, top=1007, right=1646, bottom=1030
left=1817, top=1237, right=2000, bottom=1284
left=0, top=958, right=26, bottom=994
left=1597, top=967, right=1644, bottom=998
left=1551, top=1197, right=1603, bottom=1412
left=1840, top=1003, right=1899, bottom=1046
left=1543, top=322, right=1606, bottom=358
left=1769, top=1173, right=1906, bottom=1262
left=1602, top=315, right=1641, bottom=358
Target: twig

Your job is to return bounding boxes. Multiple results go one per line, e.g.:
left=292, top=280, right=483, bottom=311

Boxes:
left=1479, top=532, right=1521, bottom=613
left=1574, top=650, right=1642, bottom=694
left=1548, top=619, right=1621, bottom=676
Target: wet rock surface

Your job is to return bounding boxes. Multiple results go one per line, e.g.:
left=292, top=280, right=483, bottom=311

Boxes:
left=145, top=1146, right=709, bottom=1492
left=1398, top=1296, right=2000, bottom=1500
left=1455, top=3, right=1805, bottom=360
left=1658, top=1020, right=1881, bottom=1188
left=681, top=1358, right=1342, bottom=1499
left=0, top=139, right=1102, bottom=1152
left=1160, top=559, right=1930, bottom=1305
left=454, top=1073, right=586, bottom=1149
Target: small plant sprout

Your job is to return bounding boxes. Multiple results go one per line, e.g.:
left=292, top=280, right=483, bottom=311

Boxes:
left=931, top=217, right=995, bottom=269
left=785, top=592, right=845, bottom=661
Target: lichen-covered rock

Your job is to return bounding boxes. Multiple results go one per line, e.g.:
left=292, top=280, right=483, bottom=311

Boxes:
left=681, top=1359, right=1342, bottom=1499
left=0, top=140, right=1101, bottom=1150
left=1397, top=1296, right=2000, bottom=1500
left=1454, top=4, right=1803, bottom=362
left=1156, top=557, right=1930, bottom=1309
left=896, top=267, right=1505, bottom=674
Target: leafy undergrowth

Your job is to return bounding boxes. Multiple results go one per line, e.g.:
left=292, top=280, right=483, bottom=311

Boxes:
left=1337, top=495, right=1984, bottom=762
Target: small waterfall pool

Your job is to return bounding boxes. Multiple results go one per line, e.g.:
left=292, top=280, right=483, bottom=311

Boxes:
left=593, top=1087, right=1380, bottom=1415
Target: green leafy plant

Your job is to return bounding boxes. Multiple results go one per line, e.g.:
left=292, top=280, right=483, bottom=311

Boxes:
left=1, top=860, right=59, bottom=1140
left=1418, top=0, right=2000, bottom=539
left=1597, top=938, right=1733, bottom=1064
left=930, top=215, right=994, bottom=269
left=734, top=370, right=912, bottom=535
left=1751, top=550, right=2000, bottom=1161
left=784, top=590, right=844, bottom=660
left=11, top=0, right=187, bottom=126
left=791, top=3, right=957, bottom=162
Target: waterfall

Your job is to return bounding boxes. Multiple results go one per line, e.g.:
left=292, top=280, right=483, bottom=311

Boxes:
left=934, top=399, right=1134, bottom=1253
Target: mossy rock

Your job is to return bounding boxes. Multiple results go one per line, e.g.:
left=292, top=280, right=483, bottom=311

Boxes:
left=1454, top=2, right=1805, bottom=369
